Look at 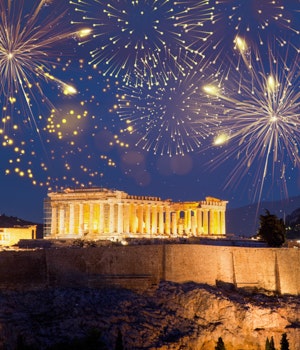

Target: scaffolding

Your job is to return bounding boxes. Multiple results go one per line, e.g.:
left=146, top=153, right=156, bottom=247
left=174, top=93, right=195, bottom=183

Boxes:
left=43, top=198, right=51, bottom=237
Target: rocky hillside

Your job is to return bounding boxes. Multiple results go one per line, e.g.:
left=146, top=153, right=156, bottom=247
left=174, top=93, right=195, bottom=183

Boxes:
left=1, top=282, right=299, bottom=350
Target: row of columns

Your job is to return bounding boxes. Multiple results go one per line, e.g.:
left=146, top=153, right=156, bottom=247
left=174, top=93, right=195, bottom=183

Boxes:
left=50, top=201, right=226, bottom=238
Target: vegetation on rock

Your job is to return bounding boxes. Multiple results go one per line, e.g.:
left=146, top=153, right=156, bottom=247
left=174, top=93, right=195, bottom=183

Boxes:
left=215, top=337, right=226, bottom=350
left=257, top=210, right=286, bottom=247
left=280, top=333, right=289, bottom=350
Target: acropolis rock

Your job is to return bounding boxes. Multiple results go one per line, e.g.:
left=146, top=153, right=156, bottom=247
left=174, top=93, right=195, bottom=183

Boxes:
left=0, top=282, right=299, bottom=349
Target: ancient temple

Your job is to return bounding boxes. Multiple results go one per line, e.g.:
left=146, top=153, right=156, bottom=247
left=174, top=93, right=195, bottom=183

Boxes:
left=44, top=188, right=228, bottom=239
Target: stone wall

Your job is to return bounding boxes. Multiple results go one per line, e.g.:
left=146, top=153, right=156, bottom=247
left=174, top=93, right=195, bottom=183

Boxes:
left=0, top=245, right=299, bottom=295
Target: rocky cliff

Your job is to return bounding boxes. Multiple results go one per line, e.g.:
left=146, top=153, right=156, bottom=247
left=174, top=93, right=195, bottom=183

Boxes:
left=1, top=282, right=299, bottom=350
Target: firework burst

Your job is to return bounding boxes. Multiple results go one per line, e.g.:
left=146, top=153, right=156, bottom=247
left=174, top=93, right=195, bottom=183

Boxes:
left=70, top=0, right=213, bottom=86
left=204, top=0, right=300, bottom=66
left=0, top=0, right=81, bottom=134
left=117, top=66, right=219, bottom=156
left=202, top=38, right=300, bottom=202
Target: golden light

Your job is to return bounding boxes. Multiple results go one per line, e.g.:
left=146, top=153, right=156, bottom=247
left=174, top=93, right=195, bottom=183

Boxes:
left=214, top=133, right=230, bottom=146
left=235, top=36, right=247, bottom=52
left=270, top=115, right=278, bottom=122
left=63, top=84, right=77, bottom=95
left=266, top=75, right=277, bottom=93
left=77, top=28, right=92, bottom=38
left=203, top=85, right=220, bottom=96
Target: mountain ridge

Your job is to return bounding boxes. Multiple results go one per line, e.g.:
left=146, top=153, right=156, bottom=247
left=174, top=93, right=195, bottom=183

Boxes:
left=227, top=195, right=300, bottom=237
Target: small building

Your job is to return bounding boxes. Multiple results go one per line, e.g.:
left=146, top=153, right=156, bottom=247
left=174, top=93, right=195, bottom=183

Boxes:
left=0, top=225, right=37, bottom=246
left=44, top=187, right=228, bottom=240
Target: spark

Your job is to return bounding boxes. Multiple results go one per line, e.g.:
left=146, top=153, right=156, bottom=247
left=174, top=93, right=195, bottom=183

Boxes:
left=0, top=58, right=125, bottom=189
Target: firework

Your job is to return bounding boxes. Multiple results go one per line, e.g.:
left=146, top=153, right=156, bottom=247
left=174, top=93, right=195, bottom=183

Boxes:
left=0, top=0, right=82, bottom=134
left=117, top=66, right=219, bottom=156
left=70, top=0, right=213, bottom=86
left=204, top=0, right=300, bottom=66
left=202, top=38, right=300, bottom=202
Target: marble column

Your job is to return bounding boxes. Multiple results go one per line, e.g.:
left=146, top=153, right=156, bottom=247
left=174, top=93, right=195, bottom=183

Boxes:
left=220, top=209, right=226, bottom=235
left=69, top=203, right=75, bottom=235
left=145, top=205, right=151, bottom=235
left=78, top=203, right=83, bottom=235
left=191, top=213, right=196, bottom=235
left=117, top=203, right=123, bottom=234
left=151, top=206, right=157, bottom=235
left=59, top=206, right=65, bottom=235
left=89, top=203, right=94, bottom=235
left=165, top=207, right=170, bottom=235
left=203, top=208, right=208, bottom=234
left=171, top=212, right=177, bottom=235
left=109, top=203, right=115, bottom=233
left=209, top=209, right=214, bottom=235
left=123, top=203, right=130, bottom=233
left=158, top=206, right=164, bottom=235
left=196, top=208, right=203, bottom=235
left=130, top=204, right=137, bottom=234
left=216, top=210, right=220, bottom=235
left=98, top=203, right=104, bottom=234
left=138, top=205, right=144, bottom=233
left=186, top=209, right=192, bottom=233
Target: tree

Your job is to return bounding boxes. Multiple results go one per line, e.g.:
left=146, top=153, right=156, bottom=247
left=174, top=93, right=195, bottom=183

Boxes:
left=115, top=329, right=124, bottom=350
left=257, top=209, right=286, bottom=247
left=265, top=336, right=276, bottom=350
left=280, top=333, right=289, bottom=350
left=270, top=336, right=276, bottom=350
left=215, top=337, right=226, bottom=350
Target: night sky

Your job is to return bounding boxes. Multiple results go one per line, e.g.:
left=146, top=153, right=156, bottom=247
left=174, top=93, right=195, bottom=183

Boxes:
left=0, top=0, right=300, bottom=223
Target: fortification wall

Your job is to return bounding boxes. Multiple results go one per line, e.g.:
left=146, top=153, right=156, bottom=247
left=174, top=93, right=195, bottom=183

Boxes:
left=0, top=245, right=299, bottom=294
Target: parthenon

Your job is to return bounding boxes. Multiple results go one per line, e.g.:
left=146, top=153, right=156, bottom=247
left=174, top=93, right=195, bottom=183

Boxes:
left=44, top=188, right=228, bottom=239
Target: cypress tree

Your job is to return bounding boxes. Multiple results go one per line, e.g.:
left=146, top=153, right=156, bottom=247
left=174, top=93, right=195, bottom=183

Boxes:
left=280, top=333, right=289, bottom=350
left=265, top=338, right=271, bottom=350
left=215, top=337, right=226, bottom=350
left=115, top=329, right=124, bottom=350
left=270, top=336, right=276, bottom=350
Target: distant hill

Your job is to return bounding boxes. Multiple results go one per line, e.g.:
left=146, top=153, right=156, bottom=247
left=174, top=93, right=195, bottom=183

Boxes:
left=0, top=214, right=43, bottom=238
left=226, top=195, right=300, bottom=237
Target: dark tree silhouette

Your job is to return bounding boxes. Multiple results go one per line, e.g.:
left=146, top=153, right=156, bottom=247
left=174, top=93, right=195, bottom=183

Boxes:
left=280, top=333, right=289, bottom=350
left=265, top=336, right=276, bottom=350
left=115, top=329, right=124, bottom=350
left=257, top=209, right=286, bottom=247
left=270, top=336, right=276, bottom=350
left=215, top=336, right=226, bottom=350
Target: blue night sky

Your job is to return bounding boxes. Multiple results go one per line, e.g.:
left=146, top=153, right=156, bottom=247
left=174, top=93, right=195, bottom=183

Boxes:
left=0, top=0, right=300, bottom=223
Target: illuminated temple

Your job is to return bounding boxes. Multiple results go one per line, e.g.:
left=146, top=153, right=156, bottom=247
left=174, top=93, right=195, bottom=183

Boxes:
left=44, top=188, right=228, bottom=239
